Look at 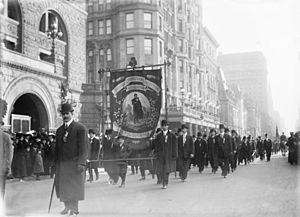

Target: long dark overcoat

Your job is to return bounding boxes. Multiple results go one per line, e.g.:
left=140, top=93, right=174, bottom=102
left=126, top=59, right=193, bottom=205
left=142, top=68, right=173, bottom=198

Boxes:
left=194, top=138, right=207, bottom=166
left=156, top=131, right=178, bottom=174
left=88, top=137, right=100, bottom=168
left=54, top=121, right=88, bottom=202
left=207, top=136, right=218, bottom=168
left=101, top=136, right=114, bottom=173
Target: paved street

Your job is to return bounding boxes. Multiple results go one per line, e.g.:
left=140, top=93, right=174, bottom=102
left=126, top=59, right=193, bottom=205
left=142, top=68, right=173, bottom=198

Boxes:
left=4, top=154, right=300, bottom=217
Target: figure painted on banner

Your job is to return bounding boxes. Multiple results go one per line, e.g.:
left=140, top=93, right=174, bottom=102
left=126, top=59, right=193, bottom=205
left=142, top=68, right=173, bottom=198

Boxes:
left=54, top=103, right=88, bottom=217
left=131, top=93, right=144, bottom=124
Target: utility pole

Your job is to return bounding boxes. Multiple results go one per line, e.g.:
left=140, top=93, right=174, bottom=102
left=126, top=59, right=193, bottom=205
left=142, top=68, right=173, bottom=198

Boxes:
left=164, top=60, right=171, bottom=121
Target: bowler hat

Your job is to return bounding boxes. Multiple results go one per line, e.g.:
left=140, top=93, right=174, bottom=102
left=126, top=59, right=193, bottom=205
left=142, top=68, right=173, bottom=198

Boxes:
left=60, top=103, right=74, bottom=113
left=161, top=120, right=168, bottom=126
left=219, top=124, right=225, bottom=130
left=210, top=128, right=216, bottom=134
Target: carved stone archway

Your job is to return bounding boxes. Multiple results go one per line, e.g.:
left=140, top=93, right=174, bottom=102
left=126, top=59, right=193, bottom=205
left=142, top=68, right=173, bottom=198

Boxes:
left=3, top=75, right=57, bottom=130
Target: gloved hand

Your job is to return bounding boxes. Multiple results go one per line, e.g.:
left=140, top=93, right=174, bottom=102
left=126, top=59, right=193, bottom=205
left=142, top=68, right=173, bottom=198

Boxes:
left=77, top=165, right=85, bottom=173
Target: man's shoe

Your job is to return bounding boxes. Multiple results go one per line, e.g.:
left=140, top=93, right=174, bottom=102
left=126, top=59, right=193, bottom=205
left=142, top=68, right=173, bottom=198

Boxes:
left=162, top=185, right=167, bottom=189
left=119, top=183, right=125, bottom=188
left=69, top=211, right=79, bottom=216
left=139, top=177, right=146, bottom=181
left=60, top=208, right=69, bottom=215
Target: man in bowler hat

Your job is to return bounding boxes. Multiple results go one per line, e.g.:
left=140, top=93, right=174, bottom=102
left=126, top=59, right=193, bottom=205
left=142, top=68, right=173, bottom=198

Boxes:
left=54, top=103, right=88, bottom=216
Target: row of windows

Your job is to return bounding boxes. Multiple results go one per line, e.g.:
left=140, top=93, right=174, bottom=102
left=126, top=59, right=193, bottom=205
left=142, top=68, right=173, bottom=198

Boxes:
left=88, top=19, right=111, bottom=35
left=87, top=12, right=156, bottom=36
left=87, top=0, right=111, bottom=13
left=87, top=38, right=163, bottom=63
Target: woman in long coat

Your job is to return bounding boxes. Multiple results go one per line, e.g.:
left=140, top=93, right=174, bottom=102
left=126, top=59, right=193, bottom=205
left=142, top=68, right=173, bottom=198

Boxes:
left=12, top=135, right=27, bottom=181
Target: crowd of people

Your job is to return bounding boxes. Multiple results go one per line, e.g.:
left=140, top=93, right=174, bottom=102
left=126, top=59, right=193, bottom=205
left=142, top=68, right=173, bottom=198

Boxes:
left=10, top=131, right=56, bottom=181
left=7, top=123, right=300, bottom=186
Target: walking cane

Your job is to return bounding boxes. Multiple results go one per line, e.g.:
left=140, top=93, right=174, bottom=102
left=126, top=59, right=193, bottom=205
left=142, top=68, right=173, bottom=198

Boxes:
left=48, top=176, right=55, bottom=213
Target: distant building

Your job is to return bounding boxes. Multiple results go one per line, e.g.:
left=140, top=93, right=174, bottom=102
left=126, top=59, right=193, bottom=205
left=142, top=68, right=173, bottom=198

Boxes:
left=0, top=0, right=87, bottom=132
left=218, top=51, right=274, bottom=135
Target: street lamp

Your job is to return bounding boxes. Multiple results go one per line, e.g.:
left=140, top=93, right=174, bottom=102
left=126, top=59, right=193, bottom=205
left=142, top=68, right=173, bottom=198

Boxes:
left=47, top=23, right=63, bottom=73
left=180, top=88, right=185, bottom=107
left=164, top=59, right=171, bottom=121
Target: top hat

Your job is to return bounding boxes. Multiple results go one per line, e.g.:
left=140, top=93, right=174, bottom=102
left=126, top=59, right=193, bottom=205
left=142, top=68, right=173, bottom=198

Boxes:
left=161, top=120, right=168, bottom=126
left=219, top=124, right=225, bottom=130
left=60, top=103, right=74, bottom=113
left=197, top=132, right=202, bottom=137
left=181, top=124, right=188, bottom=129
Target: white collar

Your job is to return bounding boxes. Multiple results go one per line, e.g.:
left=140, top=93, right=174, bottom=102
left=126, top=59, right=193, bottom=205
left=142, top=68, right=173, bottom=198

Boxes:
left=64, top=118, right=73, bottom=127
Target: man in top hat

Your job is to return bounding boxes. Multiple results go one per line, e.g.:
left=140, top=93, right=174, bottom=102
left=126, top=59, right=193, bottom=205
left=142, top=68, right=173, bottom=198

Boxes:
left=207, top=128, right=218, bottom=173
left=177, top=124, right=194, bottom=182
left=54, top=103, right=88, bottom=216
left=155, top=120, right=178, bottom=189
left=215, top=124, right=232, bottom=178
left=194, top=132, right=207, bottom=173
left=101, top=129, right=115, bottom=184
left=87, top=129, right=100, bottom=182
left=263, top=133, right=273, bottom=162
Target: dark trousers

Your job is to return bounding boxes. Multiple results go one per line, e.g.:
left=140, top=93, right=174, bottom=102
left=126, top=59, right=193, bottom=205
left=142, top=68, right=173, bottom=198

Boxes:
left=266, top=151, right=271, bottom=161
left=87, top=162, right=99, bottom=181
left=219, top=158, right=229, bottom=177
left=161, top=172, right=169, bottom=186
left=232, top=153, right=238, bottom=170
left=64, top=201, right=78, bottom=213
left=0, top=175, right=7, bottom=199
left=179, top=158, right=190, bottom=180
left=197, top=155, right=205, bottom=172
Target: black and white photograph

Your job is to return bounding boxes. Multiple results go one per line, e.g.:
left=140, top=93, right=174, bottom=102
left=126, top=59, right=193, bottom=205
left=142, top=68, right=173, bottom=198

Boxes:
left=0, top=0, right=299, bottom=216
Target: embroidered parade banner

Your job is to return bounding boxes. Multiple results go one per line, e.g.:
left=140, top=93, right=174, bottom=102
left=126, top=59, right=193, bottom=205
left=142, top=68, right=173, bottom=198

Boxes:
left=110, top=68, right=162, bottom=149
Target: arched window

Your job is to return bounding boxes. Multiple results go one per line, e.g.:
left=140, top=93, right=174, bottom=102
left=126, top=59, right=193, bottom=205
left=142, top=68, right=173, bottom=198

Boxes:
left=39, top=10, right=67, bottom=42
left=38, top=10, right=68, bottom=77
left=1, top=0, right=23, bottom=52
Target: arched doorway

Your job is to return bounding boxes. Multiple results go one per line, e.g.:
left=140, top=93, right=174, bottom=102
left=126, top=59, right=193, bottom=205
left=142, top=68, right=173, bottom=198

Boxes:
left=11, top=93, right=49, bottom=131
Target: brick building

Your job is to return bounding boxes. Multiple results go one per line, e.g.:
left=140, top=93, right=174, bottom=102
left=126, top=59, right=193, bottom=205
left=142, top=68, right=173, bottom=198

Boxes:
left=83, top=0, right=220, bottom=135
left=0, top=0, right=87, bottom=132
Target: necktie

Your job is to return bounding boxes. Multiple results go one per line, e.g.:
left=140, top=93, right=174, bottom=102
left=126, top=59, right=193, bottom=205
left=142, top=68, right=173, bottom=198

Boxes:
left=64, top=124, right=68, bottom=130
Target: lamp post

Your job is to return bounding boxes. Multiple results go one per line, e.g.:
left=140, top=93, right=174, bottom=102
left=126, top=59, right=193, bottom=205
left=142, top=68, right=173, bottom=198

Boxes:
left=164, top=59, right=171, bottom=121
left=47, top=23, right=63, bottom=74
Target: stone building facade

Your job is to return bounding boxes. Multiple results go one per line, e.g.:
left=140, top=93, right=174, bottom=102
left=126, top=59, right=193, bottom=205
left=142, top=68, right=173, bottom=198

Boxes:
left=0, top=0, right=87, bottom=132
left=84, top=0, right=221, bottom=135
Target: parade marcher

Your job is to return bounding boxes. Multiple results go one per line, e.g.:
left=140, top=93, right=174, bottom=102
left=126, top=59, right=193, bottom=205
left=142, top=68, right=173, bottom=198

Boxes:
left=263, top=133, right=273, bottom=162
left=32, top=144, right=44, bottom=180
left=216, top=124, right=232, bottom=178
left=194, top=132, right=207, bottom=173
left=231, top=130, right=239, bottom=172
left=280, top=132, right=287, bottom=156
left=156, top=120, right=178, bottom=189
left=113, top=136, right=132, bottom=188
left=177, top=124, right=194, bottom=182
left=207, top=129, right=218, bottom=173
left=240, top=136, right=248, bottom=165
left=101, top=129, right=115, bottom=183
left=224, top=128, right=234, bottom=173
left=0, top=123, right=13, bottom=200
left=287, top=132, right=297, bottom=165
left=150, top=128, right=162, bottom=184
left=54, top=103, right=88, bottom=216
left=293, top=132, right=300, bottom=165
left=256, top=136, right=265, bottom=160
left=246, top=136, right=253, bottom=163
left=87, top=129, right=100, bottom=182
